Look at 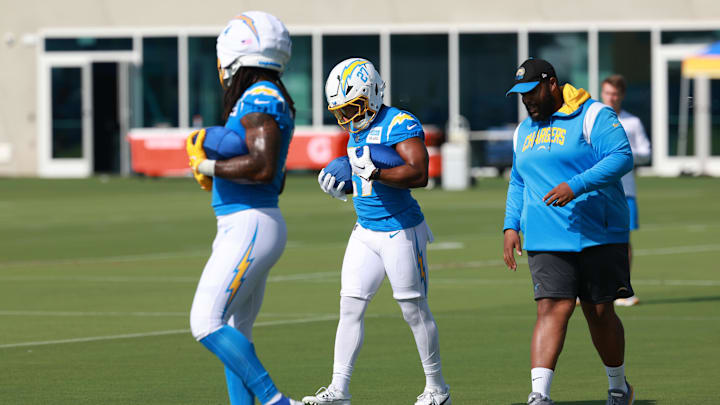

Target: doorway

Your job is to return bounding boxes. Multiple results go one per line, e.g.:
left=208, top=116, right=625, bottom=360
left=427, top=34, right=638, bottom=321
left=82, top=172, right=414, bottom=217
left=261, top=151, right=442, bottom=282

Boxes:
left=92, top=63, right=120, bottom=173
left=652, top=43, right=720, bottom=176
left=39, top=52, right=135, bottom=177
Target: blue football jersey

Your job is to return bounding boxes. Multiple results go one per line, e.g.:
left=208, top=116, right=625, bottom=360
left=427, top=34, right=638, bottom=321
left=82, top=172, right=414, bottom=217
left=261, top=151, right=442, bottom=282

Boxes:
left=212, top=81, right=294, bottom=216
left=347, top=105, right=425, bottom=231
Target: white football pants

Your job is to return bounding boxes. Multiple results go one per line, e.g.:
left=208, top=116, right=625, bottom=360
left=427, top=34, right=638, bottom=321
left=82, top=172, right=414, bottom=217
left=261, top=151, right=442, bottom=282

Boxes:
left=340, top=220, right=433, bottom=300
left=190, top=208, right=287, bottom=341
left=331, top=221, right=445, bottom=393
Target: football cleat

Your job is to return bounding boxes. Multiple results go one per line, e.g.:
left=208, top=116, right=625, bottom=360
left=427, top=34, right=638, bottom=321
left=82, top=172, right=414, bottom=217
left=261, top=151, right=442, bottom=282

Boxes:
left=415, top=385, right=451, bottom=405
left=302, top=386, right=351, bottom=405
left=527, top=392, right=555, bottom=405
left=614, top=296, right=639, bottom=307
left=607, top=380, right=634, bottom=405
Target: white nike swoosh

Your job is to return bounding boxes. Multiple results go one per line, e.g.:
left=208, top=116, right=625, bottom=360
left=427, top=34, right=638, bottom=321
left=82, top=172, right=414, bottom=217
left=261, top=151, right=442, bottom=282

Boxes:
left=255, top=100, right=271, bottom=104
left=407, top=124, right=417, bottom=130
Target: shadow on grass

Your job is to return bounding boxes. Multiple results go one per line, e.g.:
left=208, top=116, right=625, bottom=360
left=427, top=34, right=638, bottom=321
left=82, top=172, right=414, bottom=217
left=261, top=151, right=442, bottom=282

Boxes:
left=637, top=295, right=720, bottom=305
left=512, top=401, right=657, bottom=405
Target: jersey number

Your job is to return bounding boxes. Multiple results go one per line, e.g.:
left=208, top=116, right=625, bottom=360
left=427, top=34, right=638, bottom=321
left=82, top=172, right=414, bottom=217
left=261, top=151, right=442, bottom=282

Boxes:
left=352, top=175, right=373, bottom=197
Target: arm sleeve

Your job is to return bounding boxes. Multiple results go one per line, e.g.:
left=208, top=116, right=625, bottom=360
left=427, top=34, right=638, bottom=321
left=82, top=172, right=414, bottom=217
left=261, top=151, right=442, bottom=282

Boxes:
left=503, top=150, right=524, bottom=232
left=630, top=118, right=651, bottom=165
left=566, top=107, right=634, bottom=196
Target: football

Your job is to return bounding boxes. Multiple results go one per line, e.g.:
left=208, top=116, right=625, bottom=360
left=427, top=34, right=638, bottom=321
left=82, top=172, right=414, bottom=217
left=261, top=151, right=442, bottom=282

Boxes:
left=323, top=144, right=406, bottom=193
left=356, top=144, right=406, bottom=169
left=194, top=126, right=249, bottom=160
left=324, top=156, right=354, bottom=193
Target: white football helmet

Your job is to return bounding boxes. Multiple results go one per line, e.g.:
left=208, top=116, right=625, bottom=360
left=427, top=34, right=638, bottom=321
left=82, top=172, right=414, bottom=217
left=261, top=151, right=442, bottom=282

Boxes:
left=216, top=11, right=292, bottom=88
left=325, top=58, right=385, bottom=133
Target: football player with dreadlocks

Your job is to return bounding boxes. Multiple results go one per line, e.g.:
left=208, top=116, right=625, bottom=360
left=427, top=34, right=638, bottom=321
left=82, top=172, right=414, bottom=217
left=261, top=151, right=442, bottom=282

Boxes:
left=185, top=11, right=301, bottom=405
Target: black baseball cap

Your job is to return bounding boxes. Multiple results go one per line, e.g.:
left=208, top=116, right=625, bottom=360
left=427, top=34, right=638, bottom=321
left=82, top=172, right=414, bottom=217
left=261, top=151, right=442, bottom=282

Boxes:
left=505, top=58, right=557, bottom=96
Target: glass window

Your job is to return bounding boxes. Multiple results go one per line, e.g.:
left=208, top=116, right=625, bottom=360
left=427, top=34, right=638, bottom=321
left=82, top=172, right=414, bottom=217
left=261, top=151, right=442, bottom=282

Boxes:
left=599, top=31, right=652, bottom=156
left=283, top=35, right=312, bottom=126
left=460, top=33, right=518, bottom=168
left=459, top=33, right=518, bottom=130
left=51, top=67, right=83, bottom=158
left=529, top=32, right=588, bottom=90
left=661, top=30, right=720, bottom=44
left=322, top=35, right=380, bottom=125
left=45, top=37, right=133, bottom=52
left=667, top=61, right=695, bottom=156
left=670, top=77, right=720, bottom=157
left=713, top=79, right=720, bottom=156
left=142, top=37, right=178, bottom=127
left=391, top=34, right=448, bottom=127
left=188, top=37, right=224, bottom=127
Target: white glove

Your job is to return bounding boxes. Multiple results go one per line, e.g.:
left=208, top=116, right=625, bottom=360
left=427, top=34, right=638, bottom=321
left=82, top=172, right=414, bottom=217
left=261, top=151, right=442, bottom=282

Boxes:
left=349, top=145, right=377, bottom=181
left=318, top=169, right=347, bottom=201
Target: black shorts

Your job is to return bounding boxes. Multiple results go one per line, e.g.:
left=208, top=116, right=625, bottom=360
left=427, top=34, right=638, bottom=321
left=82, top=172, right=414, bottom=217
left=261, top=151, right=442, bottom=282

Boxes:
left=527, top=243, right=633, bottom=304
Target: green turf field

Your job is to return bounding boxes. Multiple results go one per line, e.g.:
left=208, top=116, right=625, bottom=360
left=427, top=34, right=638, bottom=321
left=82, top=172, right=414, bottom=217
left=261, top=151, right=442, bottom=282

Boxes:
left=0, top=175, right=718, bottom=404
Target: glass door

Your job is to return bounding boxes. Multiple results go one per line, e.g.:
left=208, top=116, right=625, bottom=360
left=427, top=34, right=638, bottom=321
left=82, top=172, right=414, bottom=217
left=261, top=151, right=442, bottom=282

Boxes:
left=39, top=60, right=92, bottom=177
left=652, top=43, right=720, bottom=175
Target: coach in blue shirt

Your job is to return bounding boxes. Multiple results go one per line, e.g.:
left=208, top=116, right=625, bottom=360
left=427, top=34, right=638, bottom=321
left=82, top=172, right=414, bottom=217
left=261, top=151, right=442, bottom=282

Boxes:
left=502, top=59, right=635, bottom=405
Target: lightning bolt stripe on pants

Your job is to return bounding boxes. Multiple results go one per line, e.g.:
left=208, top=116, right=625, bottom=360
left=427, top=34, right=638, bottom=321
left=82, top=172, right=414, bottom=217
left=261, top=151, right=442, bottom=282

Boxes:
left=222, top=224, right=259, bottom=316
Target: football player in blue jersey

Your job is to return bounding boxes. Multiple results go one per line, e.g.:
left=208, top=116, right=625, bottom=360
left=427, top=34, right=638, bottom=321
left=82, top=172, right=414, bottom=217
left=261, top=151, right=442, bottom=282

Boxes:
left=302, top=58, right=450, bottom=405
left=185, top=11, right=302, bottom=405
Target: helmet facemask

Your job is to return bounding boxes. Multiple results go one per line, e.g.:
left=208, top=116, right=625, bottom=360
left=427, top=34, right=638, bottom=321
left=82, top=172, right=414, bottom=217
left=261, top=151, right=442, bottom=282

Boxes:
left=328, top=95, right=377, bottom=133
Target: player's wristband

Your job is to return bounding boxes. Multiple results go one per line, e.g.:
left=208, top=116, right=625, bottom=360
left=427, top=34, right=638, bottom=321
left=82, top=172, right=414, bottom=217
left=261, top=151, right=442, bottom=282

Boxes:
left=369, top=168, right=381, bottom=181
left=197, top=159, right=216, bottom=176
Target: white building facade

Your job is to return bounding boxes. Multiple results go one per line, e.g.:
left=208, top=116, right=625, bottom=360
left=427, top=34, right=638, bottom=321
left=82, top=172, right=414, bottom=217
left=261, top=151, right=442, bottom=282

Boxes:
left=2, top=0, right=720, bottom=177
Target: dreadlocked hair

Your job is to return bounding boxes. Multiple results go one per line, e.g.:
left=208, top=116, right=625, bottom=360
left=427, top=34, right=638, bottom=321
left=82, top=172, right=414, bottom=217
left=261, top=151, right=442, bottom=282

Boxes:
left=222, top=67, right=296, bottom=121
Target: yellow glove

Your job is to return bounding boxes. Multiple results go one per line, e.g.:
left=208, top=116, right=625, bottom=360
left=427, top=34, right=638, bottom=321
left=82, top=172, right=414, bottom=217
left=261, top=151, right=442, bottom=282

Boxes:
left=186, top=129, right=213, bottom=192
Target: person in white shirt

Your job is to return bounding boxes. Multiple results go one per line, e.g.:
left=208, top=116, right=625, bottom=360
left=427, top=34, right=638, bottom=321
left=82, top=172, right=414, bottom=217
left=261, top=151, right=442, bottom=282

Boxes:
left=601, top=74, right=651, bottom=307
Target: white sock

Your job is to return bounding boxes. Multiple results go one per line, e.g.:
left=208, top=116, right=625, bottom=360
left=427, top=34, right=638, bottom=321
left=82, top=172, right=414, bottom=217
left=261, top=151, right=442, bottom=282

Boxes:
left=330, top=296, right=368, bottom=395
left=397, top=298, right=446, bottom=392
left=606, top=364, right=627, bottom=392
left=264, top=393, right=283, bottom=405
left=531, top=367, right=554, bottom=398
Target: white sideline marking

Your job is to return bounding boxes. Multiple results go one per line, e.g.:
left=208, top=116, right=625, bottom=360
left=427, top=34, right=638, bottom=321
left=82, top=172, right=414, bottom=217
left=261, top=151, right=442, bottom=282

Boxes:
left=269, top=271, right=337, bottom=281
left=431, top=259, right=505, bottom=270
left=0, top=311, right=330, bottom=318
left=0, top=259, right=503, bottom=284
left=0, top=239, right=718, bottom=270
left=0, top=314, right=341, bottom=349
left=428, top=242, right=464, bottom=250
left=1, top=253, right=720, bottom=285
left=0, top=275, right=199, bottom=283
left=428, top=278, right=720, bottom=286
left=0, top=251, right=209, bottom=269
left=2, top=309, right=717, bottom=350
left=0, top=273, right=339, bottom=284
left=633, top=279, right=720, bottom=287
left=633, top=244, right=720, bottom=256
left=0, top=310, right=187, bottom=317
left=0, top=329, right=190, bottom=349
